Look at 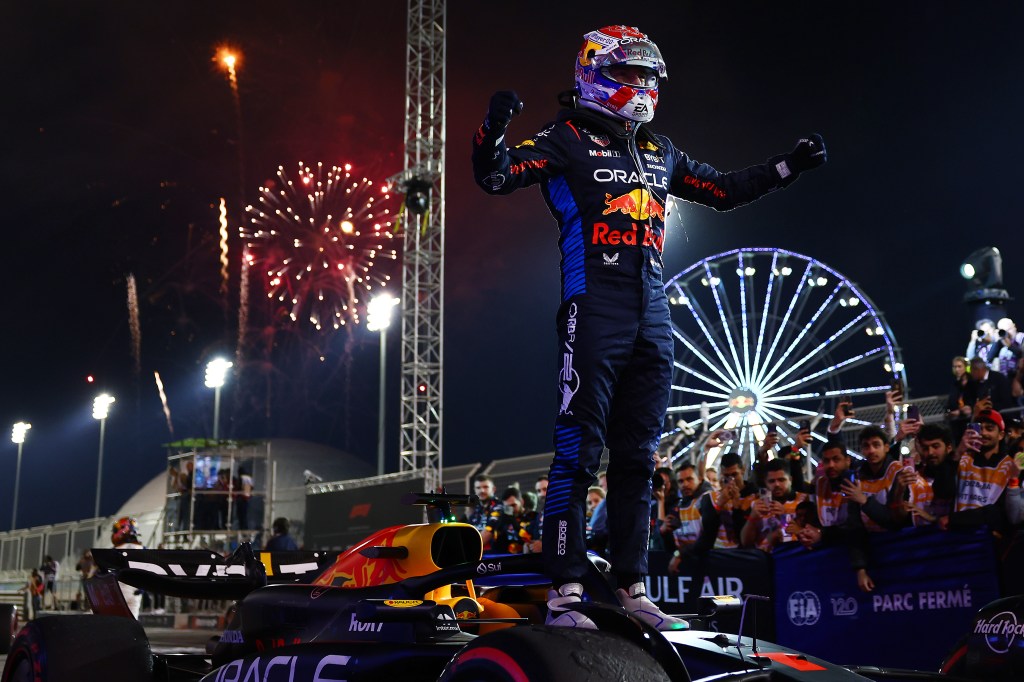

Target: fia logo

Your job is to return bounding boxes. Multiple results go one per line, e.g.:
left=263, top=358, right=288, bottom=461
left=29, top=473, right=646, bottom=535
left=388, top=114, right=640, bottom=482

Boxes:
left=602, top=252, right=620, bottom=266
left=787, top=591, right=821, bottom=626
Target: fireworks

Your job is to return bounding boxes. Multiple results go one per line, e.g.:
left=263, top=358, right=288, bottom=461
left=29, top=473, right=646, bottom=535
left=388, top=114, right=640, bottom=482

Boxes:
left=153, top=371, right=174, bottom=436
left=242, top=162, right=398, bottom=330
left=126, top=274, right=141, bottom=375
left=218, top=197, right=230, bottom=296
left=237, top=244, right=250, bottom=364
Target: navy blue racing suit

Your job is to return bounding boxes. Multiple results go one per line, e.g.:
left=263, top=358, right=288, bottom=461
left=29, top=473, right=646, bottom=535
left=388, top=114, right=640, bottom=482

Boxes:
left=472, top=107, right=808, bottom=586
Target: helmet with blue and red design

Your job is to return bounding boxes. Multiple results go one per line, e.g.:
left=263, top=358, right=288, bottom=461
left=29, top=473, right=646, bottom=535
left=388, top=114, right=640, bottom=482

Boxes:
left=574, top=25, right=667, bottom=124
left=111, top=516, right=140, bottom=545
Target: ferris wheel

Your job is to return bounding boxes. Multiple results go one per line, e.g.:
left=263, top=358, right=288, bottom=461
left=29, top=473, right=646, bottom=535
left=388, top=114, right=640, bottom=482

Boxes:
left=662, top=247, right=905, bottom=466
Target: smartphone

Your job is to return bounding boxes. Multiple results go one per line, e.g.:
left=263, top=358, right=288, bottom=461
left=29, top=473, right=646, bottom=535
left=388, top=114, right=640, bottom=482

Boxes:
left=901, top=450, right=915, bottom=473
left=906, top=404, right=921, bottom=421
left=841, top=397, right=854, bottom=417
left=799, top=419, right=811, bottom=432
left=719, top=430, right=735, bottom=442
left=891, top=376, right=904, bottom=397
left=832, top=468, right=856, bottom=493
left=965, top=422, right=982, bottom=452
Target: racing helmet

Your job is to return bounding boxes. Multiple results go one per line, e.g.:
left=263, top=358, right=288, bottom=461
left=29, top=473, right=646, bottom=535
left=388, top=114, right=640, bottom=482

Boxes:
left=111, top=516, right=140, bottom=545
left=574, top=25, right=667, bottom=123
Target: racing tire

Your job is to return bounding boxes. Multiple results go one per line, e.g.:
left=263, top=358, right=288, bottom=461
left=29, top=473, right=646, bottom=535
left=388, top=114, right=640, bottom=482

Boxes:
left=1, top=615, right=153, bottom=682
left=438, top=625, right=671, bottom=682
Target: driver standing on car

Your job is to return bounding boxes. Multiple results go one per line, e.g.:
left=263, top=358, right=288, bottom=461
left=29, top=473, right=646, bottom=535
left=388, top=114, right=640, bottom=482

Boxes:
left=472, top=25, right=827, bottom=630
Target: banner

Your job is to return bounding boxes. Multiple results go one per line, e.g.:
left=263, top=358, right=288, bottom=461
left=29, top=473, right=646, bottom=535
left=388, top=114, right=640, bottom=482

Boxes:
left=304, top=477, right=427, bottom=550
left=773, top=527, right=1000, bottom=670
left=647, top=548, right=775, bottom=639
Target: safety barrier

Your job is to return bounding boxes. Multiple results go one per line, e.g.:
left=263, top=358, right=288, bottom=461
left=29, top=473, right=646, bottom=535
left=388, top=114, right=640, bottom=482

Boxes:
left=644, top=527, right=1001, bottom=670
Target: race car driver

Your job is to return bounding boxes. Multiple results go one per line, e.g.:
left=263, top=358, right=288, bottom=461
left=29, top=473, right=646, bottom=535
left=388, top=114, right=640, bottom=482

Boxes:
left=112, top=516, right=145, bottom=618
left=472, top=25, right=827, bottom=630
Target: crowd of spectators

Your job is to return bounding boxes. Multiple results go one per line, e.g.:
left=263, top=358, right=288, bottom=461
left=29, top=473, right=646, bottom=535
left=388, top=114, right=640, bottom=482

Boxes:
left=472, top=315, right=1024, bottom=595
left=655, top=313, right=1024, bottom=591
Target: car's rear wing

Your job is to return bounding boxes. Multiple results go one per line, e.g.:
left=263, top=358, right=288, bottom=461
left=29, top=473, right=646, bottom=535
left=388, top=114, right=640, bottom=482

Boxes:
left=89, top=543, right=333, bottom=600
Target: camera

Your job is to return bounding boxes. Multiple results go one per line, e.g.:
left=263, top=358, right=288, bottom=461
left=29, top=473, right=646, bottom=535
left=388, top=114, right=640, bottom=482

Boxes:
left=999, top=329, right=1008, bottom=338
left=976, top=329, right=985, bottom=339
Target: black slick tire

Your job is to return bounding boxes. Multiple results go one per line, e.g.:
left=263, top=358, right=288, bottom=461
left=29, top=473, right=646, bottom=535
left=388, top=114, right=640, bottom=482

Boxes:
left=438, top=624, right=670, bottom=682
left=1, top=615, right=153, bottom=682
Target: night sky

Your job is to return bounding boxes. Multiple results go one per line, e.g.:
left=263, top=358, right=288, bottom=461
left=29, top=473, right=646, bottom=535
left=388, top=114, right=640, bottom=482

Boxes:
left=3, top=2, right=1022, bottom=528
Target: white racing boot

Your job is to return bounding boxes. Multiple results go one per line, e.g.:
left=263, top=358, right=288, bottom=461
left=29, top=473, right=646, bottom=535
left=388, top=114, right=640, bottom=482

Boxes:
left=616, top=583, right=690, bottom=631
left=544, top=582, right=596, bottom=629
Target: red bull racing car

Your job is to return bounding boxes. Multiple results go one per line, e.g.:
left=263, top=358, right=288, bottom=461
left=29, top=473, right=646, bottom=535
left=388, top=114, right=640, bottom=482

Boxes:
left=0, top=493, right=1017, bottom=682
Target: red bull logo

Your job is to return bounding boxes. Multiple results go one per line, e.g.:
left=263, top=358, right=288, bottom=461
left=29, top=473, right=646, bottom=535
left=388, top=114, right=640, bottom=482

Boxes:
left=727, top=388, right=758, bottom=414
left=578, top=38, right=605, bottom=67
left=592, top=222, right=664, bottom=252
left=602, top=189, right=664, bottom=221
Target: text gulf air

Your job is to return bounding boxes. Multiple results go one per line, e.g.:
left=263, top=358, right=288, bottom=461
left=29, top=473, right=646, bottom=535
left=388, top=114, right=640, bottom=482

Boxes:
left=592, top=222, right=664, bottom=252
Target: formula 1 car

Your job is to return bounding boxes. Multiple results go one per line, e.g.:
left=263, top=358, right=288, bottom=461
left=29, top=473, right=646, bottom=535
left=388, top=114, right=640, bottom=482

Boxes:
left=0, top=493, right=1014, bottom=681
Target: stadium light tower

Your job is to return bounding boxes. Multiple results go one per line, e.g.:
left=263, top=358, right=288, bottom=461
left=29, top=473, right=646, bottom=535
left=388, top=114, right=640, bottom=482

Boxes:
left=92, top=394, right=115, bottom=518
left=367, top=292, right=400, bottom=475
left=10, top=421, right=30, bottom=530
left=205, top=358, right=233, bottom=441
left=960, top=246, right=1011, bottom=326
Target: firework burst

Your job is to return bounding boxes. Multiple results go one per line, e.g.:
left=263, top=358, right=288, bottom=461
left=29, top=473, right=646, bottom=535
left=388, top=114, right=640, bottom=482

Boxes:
left=126, top=273, right=141, bottom=374
left=242, top=162, right=398, bottom=331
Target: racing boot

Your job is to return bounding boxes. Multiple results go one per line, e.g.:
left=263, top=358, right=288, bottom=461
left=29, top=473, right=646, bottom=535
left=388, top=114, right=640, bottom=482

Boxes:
left=545, top=582, right=596, bottom=629
left=616, top=583, right=690, bottom=631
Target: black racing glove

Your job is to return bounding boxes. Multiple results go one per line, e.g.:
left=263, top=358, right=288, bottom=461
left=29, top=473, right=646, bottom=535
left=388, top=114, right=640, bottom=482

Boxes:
left=484, top=90, right=524, bottom=132
left=789, top=133, right=827, bottom=172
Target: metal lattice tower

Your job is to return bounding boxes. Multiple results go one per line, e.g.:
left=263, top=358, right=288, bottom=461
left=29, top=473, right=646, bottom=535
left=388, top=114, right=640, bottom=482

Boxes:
left=394, top=0, right=445, bottom=493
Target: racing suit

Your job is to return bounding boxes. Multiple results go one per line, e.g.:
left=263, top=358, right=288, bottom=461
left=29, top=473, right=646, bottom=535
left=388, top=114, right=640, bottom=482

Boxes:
left=472, top=106, right=811, bottom=586
left=115, top=541, right=144, bottom=618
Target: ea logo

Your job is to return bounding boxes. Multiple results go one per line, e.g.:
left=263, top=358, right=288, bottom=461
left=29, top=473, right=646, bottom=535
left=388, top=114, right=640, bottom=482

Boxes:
left=787, top=591, right=821, bottom=626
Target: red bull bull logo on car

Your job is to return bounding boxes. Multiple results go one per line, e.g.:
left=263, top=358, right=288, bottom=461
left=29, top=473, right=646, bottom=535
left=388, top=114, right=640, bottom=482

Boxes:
left=602, top=189, right=664, bottom=221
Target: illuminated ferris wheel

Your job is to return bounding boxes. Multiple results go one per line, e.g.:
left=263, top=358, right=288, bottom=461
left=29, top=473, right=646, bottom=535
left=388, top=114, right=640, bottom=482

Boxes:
left=663, top=247, right=905, bottom=465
